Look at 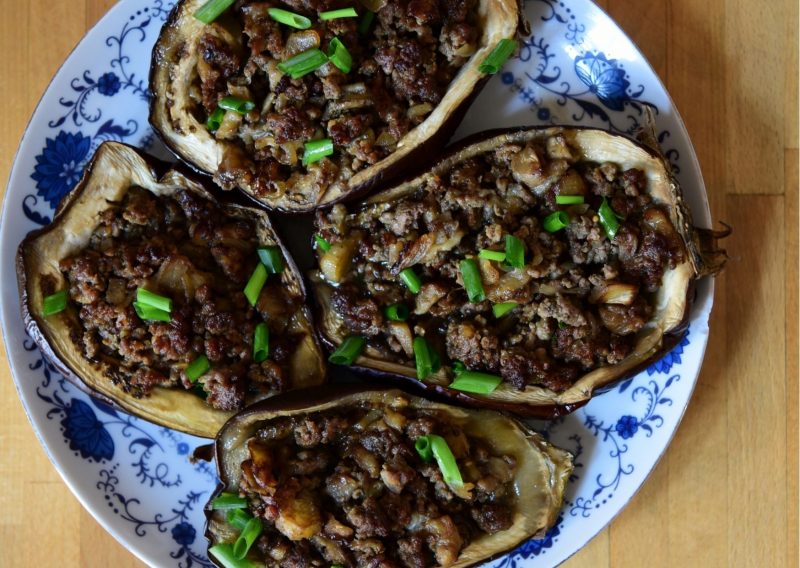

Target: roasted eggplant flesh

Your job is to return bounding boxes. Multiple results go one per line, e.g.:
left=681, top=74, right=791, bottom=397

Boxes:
left=18, top=142, right=326, bottom=438
left=313, top=127, right=704, bottom=411
left=150, top=0, right=520, bottom=211
left=207, top=389, right=572, bottom=568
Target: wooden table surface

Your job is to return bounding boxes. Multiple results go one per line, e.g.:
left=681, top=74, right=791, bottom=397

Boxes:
left=0, top=1, right=797, bottom=566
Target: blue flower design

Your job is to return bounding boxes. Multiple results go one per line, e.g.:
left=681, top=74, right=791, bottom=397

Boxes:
left=615, top=415, right=639, bottom=440
left=97, top=72, right=121, bottom=96
left=537, top=107, right=551, bottom=120
left=171, top=522, right=197, bottom=546
left=177, top=442, right=190, bottom=455
left=647, top=331, right=690, bottom=375
left=574, top=52, right=630, bottom=111
left=30, top=131, right=91, bottom=207
left=60, top=399, right=114, bottom=461
left=508, top=517, right=561, bottom=561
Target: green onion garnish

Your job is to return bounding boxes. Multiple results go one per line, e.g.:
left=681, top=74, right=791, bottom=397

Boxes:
left=358, top=10, right=374, bottom=34
left=327, top=37, right=353, bottom=73
left=186, top=355, right=211, bottom=382
left=452, top=360, right=466, bottom=375
left=278, top=48, right=328, bottom=79
left=505, top=235, right=525, bottom=268
left=193, top=383, right=208, bottom=399
left=206, top=107, right=225, bottom=131
left=209, top=544, right=256, bottom=568
left=253, top=323, right=269, bottom=363
left=136, top=288, right=172, bottom=312
left=133, top=302, right=171, bottom=322
left=543, top=211, right=570, bottom=233
left=42, top=290, right=68, bottom=317
left=459, top=259, right=485, bottom=303
left=598, top=197, right=620, bottom=239
left=233, top=517, right=263, bottom=559
left=244, top=263, right=268, bottom=306
left=211, top=492, right=247, bottom=510
left=329, top=336, right=366, bottom=365
left=430, top=434, right=464, bottom=486
left=193, top=0, right=236, bottom=24
left=218, top=96, right=255, bottom=114
left=399, top=268, right=422, bottom=294
left=478, top=249, right=506, bottom=262
left=384, top=303, right=409, bottom=321
left=413, top=336, right=440, bottom=380
left=492, top=302, right=518, bottom=318
left=314, top=234, right=332, bottom=251
left=479, top=38, right=518, bottom=74
left=303, top=138, right=334, bottom=166
left=267, top=7, right=312, bottom=29
left=415, top=435, right=433, bottom=462
left=227, top=509, right=253, bottom=531
left=320, top=7, right=358, bottom=20
left=257, top=246, right=284, bottom=274
left=449, top=370, right=503, bottom=394
left=556, top=195, right=585, bottom=205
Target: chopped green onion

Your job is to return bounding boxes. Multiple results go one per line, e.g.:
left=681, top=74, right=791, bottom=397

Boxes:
left=320, top=7, right=358, bottom=20
left=218, top=96, right=255, bottom=114
left=492, top=302, right=518, bottom=318
left=505, top=235, right=525, bottom=269
left=598, top=197, right=620, bottom=239
left=211, top=493, right=247, bottom=510
left=415, top=435, right=433, bottom=462
left=257, top=246, right=284, bottom=274
left=227, top=508, right=253, bottom=531
left=136, top=288, right=172, bottom=313
left=479, top=38, right=517, bottom=74
left=556, top=195, right=585, bottom=205
left=133, top=302, right=171, bottom=322
left=193, top=0, right=236, bottom=24
left=459, top=259, right=485, bottom=303
left=449, top=371, right=502, bottom=394
left=244, top=263, right=268, bottom=306
left=206, top=107, right=225, bottom=131
left=314, top=234, right=332, bottom=251
left=413, top=336, right=440, bottom=380
left=452, top=360, right=466, bottom=375
left=329, top=336, right=366, bottom=365
left=558, top=320, right=567, bottom=329
left=193, top=383, right=208, bottom=399
left=399, top=268, right=422, bottom=294
left=430, top=434, right=464, bottom=486
left=303, top=138, right=334, bottom=165
left=278, top=48, right=328, bottom=79
left=327, top=37, right=353, bottom=73
left=267, top=7, right=312, bottom=29
left=42, top=290, right=68, bottom=317
left=384, top=303, right=409, bottom=321
left=543, top=211, right=570, bottom=233
left=209, top=544, right=256, bottom=568
left=358, top=10, right=375, bottom=34
left=233, top=517, right=263, bottom=559
left=186, top=355, right=211, bottom=382
left=478, top=249, right=506, bottom=262
left=253, top=323, right=269, bottom=363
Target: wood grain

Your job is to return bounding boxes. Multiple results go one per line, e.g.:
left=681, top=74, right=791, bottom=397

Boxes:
left=0, top=1, right=796, bottom=567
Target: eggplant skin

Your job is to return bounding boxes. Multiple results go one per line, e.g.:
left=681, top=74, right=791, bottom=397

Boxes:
left=205, top=386, right=573, bottom=568
left=311, top=126, right=727, bottom=418
left=148, top=0, right=521, bottom=213
left=17, top=142, right=327, bottom=438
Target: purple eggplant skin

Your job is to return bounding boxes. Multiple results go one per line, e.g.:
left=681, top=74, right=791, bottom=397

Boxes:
left=17, top=142, right=327, bottom=438
left=204, top=385, right=573, bottom=568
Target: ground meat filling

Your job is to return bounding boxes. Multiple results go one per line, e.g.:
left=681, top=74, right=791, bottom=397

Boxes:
left=192, top=0, right=479, bottom=201
left=233, top=399, right=517, bottom=567
left=315, top=133, right=687, bottom=392
left=59, top=187, right=301, bottom=410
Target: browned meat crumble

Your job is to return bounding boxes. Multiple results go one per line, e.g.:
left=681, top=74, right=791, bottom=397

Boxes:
left=193, top=0, right=479, bottom=200
left=233, top=398, right=517, bottom=567
left=315, top=133, right=687, bottom=392
left=59, top=187, right=301, bottom=410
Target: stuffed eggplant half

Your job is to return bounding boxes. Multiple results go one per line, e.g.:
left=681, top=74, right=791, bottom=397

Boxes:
left=17, top=142, right=326, bottom=438
left=149, top=0, right=520, bottom=212
left=206, top=387, right=572, bottom=568
left=312, top=126, right=726, bottom=417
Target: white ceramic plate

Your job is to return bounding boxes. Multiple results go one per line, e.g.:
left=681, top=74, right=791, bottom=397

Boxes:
left=0, top=0, right=714, bottom=566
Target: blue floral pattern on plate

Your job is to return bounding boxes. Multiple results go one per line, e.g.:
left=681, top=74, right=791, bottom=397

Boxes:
left=0, top=0, right=715, bottom=566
